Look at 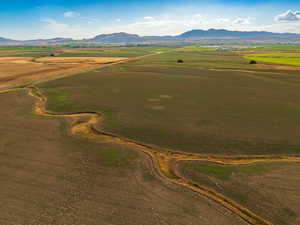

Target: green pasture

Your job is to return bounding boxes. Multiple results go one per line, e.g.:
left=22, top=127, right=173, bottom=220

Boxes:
left=245, top=53, right=300, bottom=66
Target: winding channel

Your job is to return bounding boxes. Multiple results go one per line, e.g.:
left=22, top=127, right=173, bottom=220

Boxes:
left=1, top=86, right=298, bottom=225
left=1, top=52, right=300, bottom=224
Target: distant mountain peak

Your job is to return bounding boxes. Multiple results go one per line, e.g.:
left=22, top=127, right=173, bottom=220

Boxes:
left=91, top=32, right=144, bottom=43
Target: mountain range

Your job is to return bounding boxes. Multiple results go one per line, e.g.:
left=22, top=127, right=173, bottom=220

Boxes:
left=1, top=29, right=300, bottom=44
left=177, top=29, right=299, bottom=39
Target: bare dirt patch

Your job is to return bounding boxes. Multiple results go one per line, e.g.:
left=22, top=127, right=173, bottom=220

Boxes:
left=0, top=51, right=21, bottom=57
left=0, top=57, right=35, bottom=64
left=36, top=57, right=127, bottom=64
left=256, top=63, right=300, bottom=71
left=0, top=57, right=127, bottom=90
left=0, top=62, right=87, bottom=89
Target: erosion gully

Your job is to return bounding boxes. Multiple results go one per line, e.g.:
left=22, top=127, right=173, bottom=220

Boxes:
left=1, top=53, right=300, bottom=225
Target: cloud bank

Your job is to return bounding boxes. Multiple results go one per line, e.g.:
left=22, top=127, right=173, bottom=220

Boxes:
left=37, top=10, right=300, bottom=39
left=64, top=11, right=80, bottom=18
left=275, top=10, right=300, bottom=21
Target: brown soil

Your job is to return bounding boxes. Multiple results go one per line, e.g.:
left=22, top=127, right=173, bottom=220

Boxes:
left=36, top=57, right=127, bottom=64
left=1, top=50, right=299, bottom=225
left=256, top=64, right=300, bottom=70
left=208, top=68, right=284, bottom=75
left=0, top=57, right=36, bottom=64
left=0, top=62, right=89, bottom=89
left=178, top=161, right=300, bottom=225
left=24, top=85, right=300, bottom=225
left=0, top=57, right=126, bottom=90
left=0, top=51, right=20, bottom=57
left=0, top=89, right=248, bottom=225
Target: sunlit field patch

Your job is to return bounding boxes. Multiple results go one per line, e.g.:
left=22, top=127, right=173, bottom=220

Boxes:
left=245, top=53, right=300, bottom=66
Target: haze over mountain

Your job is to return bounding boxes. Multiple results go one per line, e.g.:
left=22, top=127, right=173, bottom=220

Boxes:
left=23, top=38, right=74, bottom=43
left=0, top=37, right=19, bottom=44
left=90, top=32, right=144, bottom=43
left=176, top=29, right=300, bottom=39
left=1, top=29, right=300, bottom=44
left=0, top=37, right=73, bottom=44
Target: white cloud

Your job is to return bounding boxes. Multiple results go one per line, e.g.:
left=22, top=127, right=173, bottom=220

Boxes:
left=143, top=16, right=155, bottom=21
left=275, top=10, right=300, bottom=21
left=98, top=16, right=203, bottom=36
left=233, top=18, right=251, bottom=25
left=64, top=11, right=99, bottom=24
left=41, top=18, right=86, bottom=38
left=216, top=18, right=230, bottom=24
left=96, top=16, right=258, bottom=36
left=64, top=11, right=80, bottom=18
left=249, top=22, right=300, bottom=34
left=41, top=18, right=72, bottom=32
left=38, top=11, right=300, bottom=39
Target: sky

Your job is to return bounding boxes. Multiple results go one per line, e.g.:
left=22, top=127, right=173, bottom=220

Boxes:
left=1, top=0, right=300, bottom=40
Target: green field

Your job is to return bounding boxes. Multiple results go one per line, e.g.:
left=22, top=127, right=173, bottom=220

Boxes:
left=0, top=46, right=173, bottom=58
left=0, top=46, right=52, bottom=57
left=258, top=44, right=300, bottom=50
left=245, top=53, right=300, bottom=66
left=38, top=48, right=300, bottom=155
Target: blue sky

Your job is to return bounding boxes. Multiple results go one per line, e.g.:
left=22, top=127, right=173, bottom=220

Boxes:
left=1, top=0, right=300, bottom=40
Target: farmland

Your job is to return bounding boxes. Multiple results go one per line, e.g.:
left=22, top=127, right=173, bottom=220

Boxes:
left=1, top=45, right=300, bottom=225
left=178, top=161, right=300, bottom=225
left=245, top=53, right=300, bottom=66
left=0, top=55, right=127, bottom=90
left=39, top=47, right=300, bottom=155
left=0, top=90, right=248, bottom=225
left=57, top=46, right=173, bottom=57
